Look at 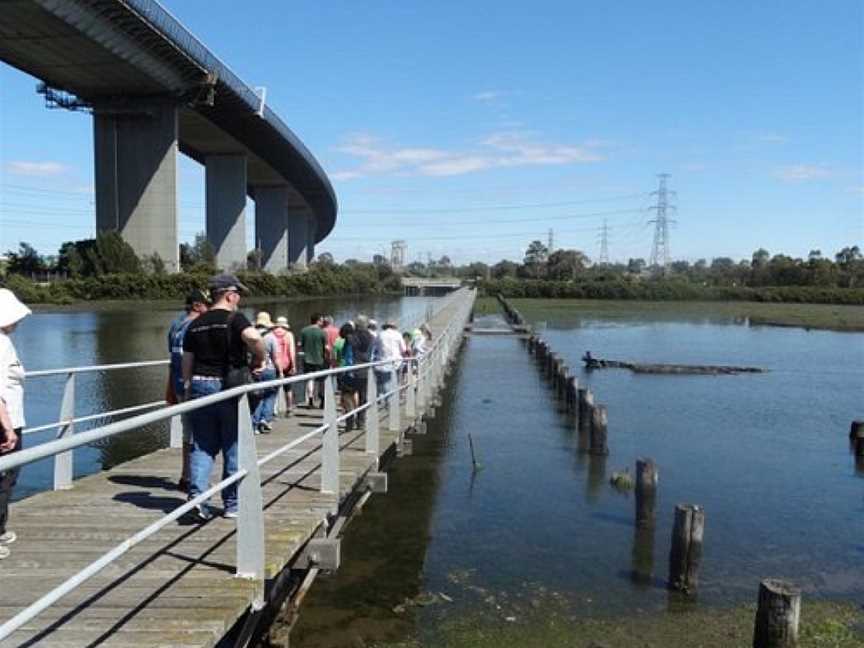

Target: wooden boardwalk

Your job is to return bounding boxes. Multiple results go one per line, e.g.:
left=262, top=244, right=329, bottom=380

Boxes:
left=0, top=297, right=470, bottom=648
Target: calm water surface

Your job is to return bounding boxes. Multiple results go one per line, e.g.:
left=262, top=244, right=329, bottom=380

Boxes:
left=13, top=295, right=438, bottom=500
left=291, top=303, right=864, bottom=647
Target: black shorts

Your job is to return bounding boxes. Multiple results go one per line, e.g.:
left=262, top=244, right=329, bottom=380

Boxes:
left=303, top=363, right=326, bottom=384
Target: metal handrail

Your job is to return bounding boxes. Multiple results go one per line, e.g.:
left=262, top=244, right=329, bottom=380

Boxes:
left=0, top=288, right=475, bottom=641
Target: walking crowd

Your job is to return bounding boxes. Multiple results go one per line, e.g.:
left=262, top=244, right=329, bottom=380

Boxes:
left=0, top=272, right=435, bottom=559
left=167, top=274, right=432, bottom=522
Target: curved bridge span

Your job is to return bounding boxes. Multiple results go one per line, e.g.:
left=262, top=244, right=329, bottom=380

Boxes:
left=0, top=0, right=337, bottom=271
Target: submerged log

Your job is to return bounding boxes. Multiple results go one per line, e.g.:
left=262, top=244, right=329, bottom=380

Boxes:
left=583, top=356, right=766, bottom=375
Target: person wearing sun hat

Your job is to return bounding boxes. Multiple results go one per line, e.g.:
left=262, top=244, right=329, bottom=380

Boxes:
left=0, top=288, right=31, bottom=560
left=270, top=316, right=296, bottom=414
left=248, top=312, right=280, bottom=433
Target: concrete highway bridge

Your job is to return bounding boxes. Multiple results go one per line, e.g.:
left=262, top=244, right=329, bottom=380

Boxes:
left=401, top=276, right=463, bottom=296
left=0, top=0, right=337, bottom=271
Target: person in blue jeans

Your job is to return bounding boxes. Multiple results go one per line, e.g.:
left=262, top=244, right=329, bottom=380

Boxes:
left=182, top=274, right=266, bottom=522
left=249, top=312, right=281, bottom=433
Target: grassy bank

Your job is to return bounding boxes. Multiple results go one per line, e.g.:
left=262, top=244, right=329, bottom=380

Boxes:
left=2, top=265, right=400, bottom=305
left=476, top=297, right=864, bottom=332
left=480, top=278, right=864, bottom=306
left=371, top=601, right=863, bottom=648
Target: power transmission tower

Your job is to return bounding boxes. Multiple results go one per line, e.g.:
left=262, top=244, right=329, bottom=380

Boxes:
left=598, top=219, right=610, bottom=264
left=547, top=228, right=554, bottom=254
left=648, top=173, right=677, bottom=270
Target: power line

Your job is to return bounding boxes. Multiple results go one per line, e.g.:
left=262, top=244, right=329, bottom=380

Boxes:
left=598, top=219, right=610, bottom=264
left=648, top=173, right=677, bottom=269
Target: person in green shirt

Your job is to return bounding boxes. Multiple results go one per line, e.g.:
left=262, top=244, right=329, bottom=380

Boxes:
left=300, top=313, right=328, bottom=408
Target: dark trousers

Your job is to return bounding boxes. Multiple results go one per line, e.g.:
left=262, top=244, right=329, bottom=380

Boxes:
left=0, top=429, right=22, bottom=535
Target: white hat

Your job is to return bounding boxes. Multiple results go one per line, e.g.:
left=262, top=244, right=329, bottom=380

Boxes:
left=0, top=289, right=32, bottom=328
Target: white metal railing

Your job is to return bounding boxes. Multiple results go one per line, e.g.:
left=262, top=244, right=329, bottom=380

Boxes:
left=0, top=288, right=475, bottom=642
left=19, top=288, right=464, bottom=488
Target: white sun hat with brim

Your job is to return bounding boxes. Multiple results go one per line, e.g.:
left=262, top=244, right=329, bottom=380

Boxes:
left=0, top=288, right=32, bottom=328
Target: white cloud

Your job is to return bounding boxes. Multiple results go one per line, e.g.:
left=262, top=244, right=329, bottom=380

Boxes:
left=774, top=164, right=833, bottom=182
left=473, top=90, right=505, bottom=102
left=5, top=161, right=68, bottom=177
left=332, top=131, right=607, bottom=181
left=756, top=133, right=789, bottom=144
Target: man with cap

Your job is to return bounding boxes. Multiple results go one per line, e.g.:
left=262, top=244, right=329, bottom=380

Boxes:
left=181, top=274, right=266, bottom=521
left=0, top=288, right=31, bottom=560
left=166, top=288, right=210, bottom=492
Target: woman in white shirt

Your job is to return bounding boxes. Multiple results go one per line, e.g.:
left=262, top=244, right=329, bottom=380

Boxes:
left=0, top=288, right=31, bottom=560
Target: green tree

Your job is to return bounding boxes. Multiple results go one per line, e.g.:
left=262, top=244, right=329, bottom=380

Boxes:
left=546, top=249, right=589, bottom=280
left=522, top=240, right=548, bottom=278
left=627, top=258, right=646, bottom=274
left=492, top=259, right=519, bottom=279
left=6, top=242, right=45, bottom=275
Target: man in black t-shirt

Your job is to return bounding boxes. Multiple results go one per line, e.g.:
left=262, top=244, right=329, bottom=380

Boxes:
left=181, top=273, right=266, bottom=521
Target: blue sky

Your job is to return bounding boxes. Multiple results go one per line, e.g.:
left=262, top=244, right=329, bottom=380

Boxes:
left=1, top=0, right=861, bottom=265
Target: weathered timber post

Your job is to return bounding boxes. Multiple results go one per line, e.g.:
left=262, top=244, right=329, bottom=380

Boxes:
left=589, top=404, right=608, bottom=455
left=849, top=420, right=863, bottom=441
left=527, top=335, right=535, bottom=353
left=753, top=579, right=801, bottom=648
left=566, top=376, right=578, bottom=413
left=635, top=458, right=658, bottom=528
left=558, top=365, right=569, bottom=400
left=546, top=352, right=556, bottom=380
left=631, top=524, right=655, bottom=586
left=668, top=504, right=705, bottom=593
left=577, top=388, right=594, bottom=434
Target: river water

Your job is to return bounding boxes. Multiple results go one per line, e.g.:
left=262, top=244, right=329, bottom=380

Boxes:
left=289, top=301, right=864, bottom=647
left=12, top=295, right=438, bottom=500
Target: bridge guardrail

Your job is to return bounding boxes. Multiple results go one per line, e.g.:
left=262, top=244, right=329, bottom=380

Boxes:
left=20, top=287, right=466, bottom=487
left=0, top=288, right=475, bottom=642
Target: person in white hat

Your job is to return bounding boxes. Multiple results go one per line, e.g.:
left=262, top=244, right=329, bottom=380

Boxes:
left=0, top=288, right=31, bottom=560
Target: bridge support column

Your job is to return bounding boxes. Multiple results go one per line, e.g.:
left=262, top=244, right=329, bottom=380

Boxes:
left=288, top=208, right=311, bottom=270
left=306, top=212, right=316, bottom=264
left=206, top=154, right=247, bottom=271
left=254, top=186, right=289, bottom=272
left=93, top=100, right=179, bottom=271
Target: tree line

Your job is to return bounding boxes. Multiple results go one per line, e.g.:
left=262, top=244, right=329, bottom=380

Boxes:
left=427, top=240, right=864, bottom=290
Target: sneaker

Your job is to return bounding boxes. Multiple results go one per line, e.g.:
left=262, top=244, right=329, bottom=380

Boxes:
left=223, top=509, right=238, bottom=519
left=0, top=546, right=8, bottom=560
left=259, top=421, right=273, bottom=432
left=0, top=531, right=16, bottom=545
left=187, top=503, right=214, bottom=523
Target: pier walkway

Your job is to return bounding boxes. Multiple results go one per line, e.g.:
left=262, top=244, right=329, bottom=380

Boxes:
left=0, top=289, right=475, bottom=647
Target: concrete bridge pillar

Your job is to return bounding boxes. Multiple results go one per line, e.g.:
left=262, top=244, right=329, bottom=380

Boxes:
left=306, top=212, right=316, bottom=265
left=287, top=207, right=311, bottom=270
left=254, top=186, right=289, bottom=273
left=206, top=154, right=247, bottom=271
left=93, top=100, right=179, bottom=271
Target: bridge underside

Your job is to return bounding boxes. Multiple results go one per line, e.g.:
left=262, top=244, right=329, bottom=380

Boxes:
left=0, top=0, right=335, bottom=271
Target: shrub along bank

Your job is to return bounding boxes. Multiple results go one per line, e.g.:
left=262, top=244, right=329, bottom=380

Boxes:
left=3, top=265, right=402, bottom=304
left=480, top=278, right=864, bottom=305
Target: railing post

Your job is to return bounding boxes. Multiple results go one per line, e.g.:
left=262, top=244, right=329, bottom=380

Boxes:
left=236, top=394, right=265, bottom=589
left=275, top=383, right=288, bottom=417
left=416, top=357, right=426, bottom=415
left=54, top=372, right=75, bottom=490
left=406, top=361, right=417, bottom=422
left=321, top=375, right=340, bottom=494
left=388, top=366, right=400, bottom=434
left=169, top=415, right=183, bottom=449
left=365, top=367, right=380, bottom=456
